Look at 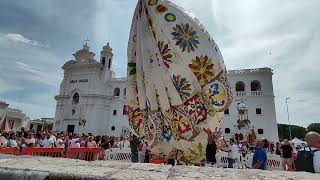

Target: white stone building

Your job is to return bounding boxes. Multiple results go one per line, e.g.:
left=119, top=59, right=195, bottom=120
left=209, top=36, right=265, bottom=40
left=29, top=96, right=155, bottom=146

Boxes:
left=54, top=43, right=129, bottom=136
left=0, top=101, right=30, bottom=131
left=54, top=43, right=279, bottom=141
left=221, top=68, right=279, bottom=143
left=27, top=118, right=54, bottom=132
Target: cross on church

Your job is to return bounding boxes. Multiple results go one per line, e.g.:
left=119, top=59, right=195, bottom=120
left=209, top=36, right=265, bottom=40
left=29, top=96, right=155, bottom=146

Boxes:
left=85, top=37, right=90, bottom=46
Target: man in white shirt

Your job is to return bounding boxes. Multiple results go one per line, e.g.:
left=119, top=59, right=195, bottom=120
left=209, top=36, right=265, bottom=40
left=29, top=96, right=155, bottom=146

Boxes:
left=55, top=134, right=65, bottom=148
left=69, top=135, right=81, bottom=148
left=26, top=134, right=36, bottom=147
left=117, top=137, right=130, bottom=149
left=0, top=134, right=8, bottom=147
left=41, top=135, right=53, bottom=148
left=305, top=132, right=320, bottom=173
left=224, top=139, right=237, bottom=168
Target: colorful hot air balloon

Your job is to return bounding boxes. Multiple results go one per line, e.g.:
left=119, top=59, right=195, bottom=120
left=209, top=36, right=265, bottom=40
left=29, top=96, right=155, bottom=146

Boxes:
left=127, top=0, right=233, bottom=164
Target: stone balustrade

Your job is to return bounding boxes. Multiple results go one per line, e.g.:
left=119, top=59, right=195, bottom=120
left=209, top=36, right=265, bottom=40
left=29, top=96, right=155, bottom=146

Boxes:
left=235, top=91, right=263, bottom=97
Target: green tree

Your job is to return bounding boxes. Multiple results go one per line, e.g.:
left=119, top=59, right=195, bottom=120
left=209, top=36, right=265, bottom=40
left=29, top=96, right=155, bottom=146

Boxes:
left=278, top=124, right=307, bottom=140
left=307, top=123, right=320, bottom=133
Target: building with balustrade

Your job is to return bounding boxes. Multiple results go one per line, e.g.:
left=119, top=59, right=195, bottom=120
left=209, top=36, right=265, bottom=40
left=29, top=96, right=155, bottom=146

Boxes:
left=221, top=68, right=279, bottom=143
left=54, top=43, right=279, bottom=141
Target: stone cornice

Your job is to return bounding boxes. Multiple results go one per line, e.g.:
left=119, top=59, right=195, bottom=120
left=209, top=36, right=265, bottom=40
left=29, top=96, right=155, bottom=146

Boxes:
left=54, top=95, right=70, bottom=100
left=228, top=68, right=273, bottom=76
left=62, top=61, right=102, bottom=70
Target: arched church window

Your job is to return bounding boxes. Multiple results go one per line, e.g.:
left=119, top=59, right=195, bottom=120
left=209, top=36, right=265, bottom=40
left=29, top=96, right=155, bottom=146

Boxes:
left=102, top=57, right=106, bottom=65
left=236, top=81, right=245, bottom=92
left=111, top=126, right=116, bottom=131
left=251, top=80, right=261, bottom=91
left=258, top=129, right=264, bottom=134
left=113, top=88, right=120, bottom=97
left=108, top=59, right=112, bottom=69
left=72, top=93, right=80, bottom=104
left=123, top=88, right=126, bottom=97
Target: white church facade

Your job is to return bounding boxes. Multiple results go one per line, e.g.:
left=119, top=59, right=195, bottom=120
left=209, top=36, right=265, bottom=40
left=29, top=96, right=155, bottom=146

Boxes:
left=54, top=43, right=279, bottom=142
left=54, top=43, right=129, bottom=137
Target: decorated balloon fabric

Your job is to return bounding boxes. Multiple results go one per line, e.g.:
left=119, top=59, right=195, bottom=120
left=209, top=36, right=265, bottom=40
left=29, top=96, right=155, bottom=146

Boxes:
left=127, top=0, right=233, bottom=164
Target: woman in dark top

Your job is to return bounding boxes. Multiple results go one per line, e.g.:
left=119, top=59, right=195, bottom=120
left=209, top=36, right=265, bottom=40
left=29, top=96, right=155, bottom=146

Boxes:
left=129, top=134, right=139, bottom=163
left=204, top=128, right=220, bottom=165
left=206, top=141, right=217, bottom=164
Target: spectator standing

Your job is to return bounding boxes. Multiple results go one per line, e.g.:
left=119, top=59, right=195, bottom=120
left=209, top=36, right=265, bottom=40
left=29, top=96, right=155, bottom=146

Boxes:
left=204, top=128, right=219, bottom=165
left=129, top=134, right=139, bottom=163
left=86, top=136, right=98, bottom=148
left=281, top=139, right=293, bottom=171
left=26, top=133, right=36, bottom=147
left=41, top=135, right=53, bottom=148
left=0, top=133, right=8, bottom=147
left=55, top=134, right=65, bottom=148
left=252, top=138, right=268, bottom=170
left=7, top=133, right=18, bottom=148
left=296, top=132, right=320, bottom=173
left=138, top=141, right=146, bottom=163
left=275, top=142, right=281, bottom=155
left=240, top=141, right=248, bottom=157
left=224, top=139, right=237, bottom=168
left=69, top=135, right=81, bottom=148
left=144, top=142, right=150, bottom=163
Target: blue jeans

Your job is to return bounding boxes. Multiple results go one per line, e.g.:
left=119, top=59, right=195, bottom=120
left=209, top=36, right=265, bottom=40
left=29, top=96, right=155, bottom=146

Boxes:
left=227, top=158, right=235, bottom=168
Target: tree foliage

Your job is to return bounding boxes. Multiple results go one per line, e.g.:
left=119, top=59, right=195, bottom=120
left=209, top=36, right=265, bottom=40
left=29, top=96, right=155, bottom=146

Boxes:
left=307, top=123, right=320, bottom=134
left=278, top=123, right=307, bottom=140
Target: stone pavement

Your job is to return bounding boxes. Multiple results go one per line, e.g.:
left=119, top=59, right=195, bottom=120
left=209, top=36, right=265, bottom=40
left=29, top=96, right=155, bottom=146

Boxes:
left=0, top=154, right=319, bottom=180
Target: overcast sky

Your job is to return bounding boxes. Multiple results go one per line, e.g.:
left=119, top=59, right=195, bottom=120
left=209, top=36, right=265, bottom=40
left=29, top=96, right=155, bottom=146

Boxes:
left=0, top=0, right=319, bottom=127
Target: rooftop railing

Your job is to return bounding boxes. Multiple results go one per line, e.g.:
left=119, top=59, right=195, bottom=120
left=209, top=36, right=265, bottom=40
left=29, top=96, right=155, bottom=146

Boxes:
left=235, top=91, right=263, bottom=97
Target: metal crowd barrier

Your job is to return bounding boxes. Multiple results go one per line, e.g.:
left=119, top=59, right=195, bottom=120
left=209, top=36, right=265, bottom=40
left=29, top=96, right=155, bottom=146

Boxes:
left=0, top=147, right=105, bottom=161
left=105, top=148, right=132, bottom=161
left=0, top=147, right=20, bottom=156
left=22, top=147, right=64, bottom=158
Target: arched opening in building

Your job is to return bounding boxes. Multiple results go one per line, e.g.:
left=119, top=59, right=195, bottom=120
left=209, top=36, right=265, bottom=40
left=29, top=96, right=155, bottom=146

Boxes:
left=108, top=59, right=112, bottom=69
left=72, top=92, right=80, bottom=104
left=113, top=88, right=120, bottom=97
left=251, top=80, right=261, bottom=91
left=101, top=57, right=106, bottom=66
left=236, top=81, right=245, bottom=92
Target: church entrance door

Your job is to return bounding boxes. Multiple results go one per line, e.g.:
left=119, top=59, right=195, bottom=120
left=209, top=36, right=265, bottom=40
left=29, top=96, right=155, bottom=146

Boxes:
left=67, top=125, right=75, bottom=134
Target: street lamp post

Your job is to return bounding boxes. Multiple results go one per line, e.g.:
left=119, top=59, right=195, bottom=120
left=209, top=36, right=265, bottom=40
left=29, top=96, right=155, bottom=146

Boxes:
left=285, top=98, right=292, bottom=140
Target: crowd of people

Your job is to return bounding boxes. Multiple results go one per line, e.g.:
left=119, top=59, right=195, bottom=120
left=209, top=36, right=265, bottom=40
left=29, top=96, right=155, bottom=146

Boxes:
left=0, top=127, right=134, bottom=150
left=0, top=127, right=319, bottom=173
left=0, top=127, right=150, bottom=163
left=204, top=130, right=320, bottom=173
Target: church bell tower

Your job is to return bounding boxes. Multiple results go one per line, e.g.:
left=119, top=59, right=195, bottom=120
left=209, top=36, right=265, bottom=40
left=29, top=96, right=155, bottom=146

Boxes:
left=100, top=43, right=113, bottom=70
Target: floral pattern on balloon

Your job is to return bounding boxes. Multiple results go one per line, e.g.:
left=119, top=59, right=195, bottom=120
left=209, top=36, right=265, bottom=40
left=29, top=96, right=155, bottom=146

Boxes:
left=171, top=23, right=200, bottom=52
left=173, top=75, right=193, bottom=100
left=203, top=80, right=228, bottom=112
left=183, top=95, right=208, bottom=124
left=158, top=41, right=174, bottom=68
left=188, top=55, right=215, bottom=86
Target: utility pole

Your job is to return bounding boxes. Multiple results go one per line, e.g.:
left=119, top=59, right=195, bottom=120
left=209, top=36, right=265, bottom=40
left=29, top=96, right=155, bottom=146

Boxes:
left=285, top=98, right=292, bottom=140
